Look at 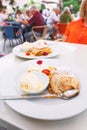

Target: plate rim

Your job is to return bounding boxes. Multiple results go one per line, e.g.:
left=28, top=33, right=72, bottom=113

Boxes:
left=1, top=59, right=87, bottom=120
left=12, top=44, right=59, bottom=59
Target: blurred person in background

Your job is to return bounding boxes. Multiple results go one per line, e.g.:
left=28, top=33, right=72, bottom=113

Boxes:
left=62, top=0, right=87, bottom=44
left=47, top=7, right=60, bottom=30
left=15, top=10, right=24, bottom=22
left=42, top=8, right=50, bottom=23
left=69, top=4, right=74, bottom=14
left=46, top=7, right=60, bottom=40
left=0, top=8, right=9, bottom=25
left=24, top=8, right=32, bottom=21
left=17, top=8, right=32, bottom=41
left=22, top=6, right=45, bottom=42
left=60, top=6, right=73, bottom=23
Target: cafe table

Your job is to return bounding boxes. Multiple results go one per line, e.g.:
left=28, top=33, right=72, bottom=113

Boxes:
left=0, top=41, right=87, bottom=130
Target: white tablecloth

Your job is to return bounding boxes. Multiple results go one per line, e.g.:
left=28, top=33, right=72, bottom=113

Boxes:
left=0, top=42, right=87, bottom=130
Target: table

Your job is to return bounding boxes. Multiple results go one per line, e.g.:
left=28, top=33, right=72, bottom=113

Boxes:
left=0, top=42, right=87, bottom=130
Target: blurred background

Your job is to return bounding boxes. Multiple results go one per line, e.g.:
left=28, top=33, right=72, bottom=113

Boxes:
left=0, top=0, right=82, bottom=14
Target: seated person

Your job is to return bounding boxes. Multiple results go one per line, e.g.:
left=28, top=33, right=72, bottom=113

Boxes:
left=60, top=7, right=73, bottom=23
left=0, top=8, right=9, bottom=25
left=47, top=7, right=60, bottom=30
left=15, top=10, right=24, bottom=22
left=21, top=6, right=45, bottom=42
left=19, top=9, right=33, bottom=41
left=62, top=0, right=87, bottom=44
left=46, top=7, right=60, bottom=40
left=24, top=8, right=32, bottom=21
left=42, top=8, right=50, bottom=23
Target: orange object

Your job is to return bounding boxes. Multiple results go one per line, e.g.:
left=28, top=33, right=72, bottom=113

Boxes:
left=64, top=19, right=87, bottom=44
left=42, top=69, right=50, bottom=75
left=26, top=52, right=30, bottom=56
left=54, top=22, right=68, bottom=35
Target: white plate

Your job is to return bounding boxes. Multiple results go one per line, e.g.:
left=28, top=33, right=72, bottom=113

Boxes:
left=0, top=59, right=87, bottom=120
left=12, top=44, right=59, bottom=59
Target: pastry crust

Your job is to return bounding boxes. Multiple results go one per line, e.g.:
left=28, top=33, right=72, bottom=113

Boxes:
left=29, top=47, right=52, bottom=56
left=49, top=71, right=79, bottom=94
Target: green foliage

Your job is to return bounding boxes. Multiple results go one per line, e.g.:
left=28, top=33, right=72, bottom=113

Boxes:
left=63, top=0, right=81, bottom=13
left=21, top=0, right=41, bottom=12
left=9, top=0, right=15, bottom=5
left=29, top=0, right=35, bottom=5
left=40, top=4, right=46, bottom=11
left=0, top=0, right=81, bottom=14
left=12, top=6, right=20, bottom=12
left=23, top=4, right=29, bottom=8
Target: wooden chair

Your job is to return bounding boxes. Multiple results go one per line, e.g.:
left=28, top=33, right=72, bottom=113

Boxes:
left=32, top=25, right=48, bottom=40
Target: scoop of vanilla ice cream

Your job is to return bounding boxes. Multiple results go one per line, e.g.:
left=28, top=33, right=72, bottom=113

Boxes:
left=20, top=72, right=43, bottom=92
left=20, top=42, right=32, bottom=52
left=35, top=40, right=48, bottom=49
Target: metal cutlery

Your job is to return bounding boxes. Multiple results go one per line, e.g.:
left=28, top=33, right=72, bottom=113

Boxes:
left=0, top=89, right=80, bottom=100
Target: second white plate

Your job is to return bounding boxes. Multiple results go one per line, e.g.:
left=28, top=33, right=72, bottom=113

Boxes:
left=12, top=44, right=59, bottom=59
